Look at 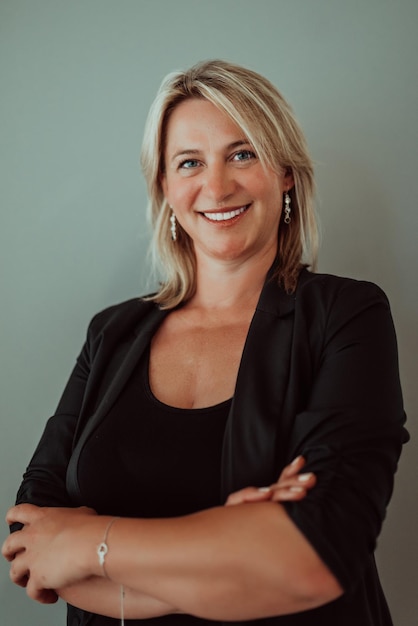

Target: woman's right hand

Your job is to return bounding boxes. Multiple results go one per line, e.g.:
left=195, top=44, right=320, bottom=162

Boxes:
left=225, top=456, right=316, bottom=506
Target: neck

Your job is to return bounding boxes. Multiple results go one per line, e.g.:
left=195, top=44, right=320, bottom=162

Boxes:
left=190, top=247, right=277, bottom=312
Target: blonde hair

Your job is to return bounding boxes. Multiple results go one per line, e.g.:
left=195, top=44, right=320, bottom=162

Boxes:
left=140, top=59, right=318, bottom=309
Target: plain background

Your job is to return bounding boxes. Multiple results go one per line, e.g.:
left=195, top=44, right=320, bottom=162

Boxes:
left=1, top=1, right=417, bottom=624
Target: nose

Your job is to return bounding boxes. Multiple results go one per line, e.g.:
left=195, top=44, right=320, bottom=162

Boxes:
left=203, top=162, right=237, bottom=205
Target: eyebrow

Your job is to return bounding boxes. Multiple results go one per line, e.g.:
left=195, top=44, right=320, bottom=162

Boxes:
left=170, top=139, right=251, bottom=162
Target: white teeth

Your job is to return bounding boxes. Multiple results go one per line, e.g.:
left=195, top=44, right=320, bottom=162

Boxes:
left=203, top=206, right=248, bottom=221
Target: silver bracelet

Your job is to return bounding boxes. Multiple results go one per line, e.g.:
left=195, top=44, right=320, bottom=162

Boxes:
left=97, top=517, right=119, bottom=577
left=97, top=517, right=124, bottom=625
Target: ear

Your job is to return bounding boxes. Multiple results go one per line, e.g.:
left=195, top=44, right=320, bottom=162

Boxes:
left=284, top=167, right=294, bottom=191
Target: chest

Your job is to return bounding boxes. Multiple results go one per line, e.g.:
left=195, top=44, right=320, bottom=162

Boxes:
left=75, top=352, right=229, bottom=517
left=149, top=317, right=251, bottom=409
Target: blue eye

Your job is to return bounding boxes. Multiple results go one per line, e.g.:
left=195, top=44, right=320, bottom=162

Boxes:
left=179, top=159, right=199, bottom=169
left=233, top=150, right=256, bottom=162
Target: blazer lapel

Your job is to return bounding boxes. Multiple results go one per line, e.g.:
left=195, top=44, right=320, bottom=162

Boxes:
left=68, top=267, right=303, bottom=502
left=67, top=305, right=168, bottom=499
left=221, top=272, right=296, bottom=498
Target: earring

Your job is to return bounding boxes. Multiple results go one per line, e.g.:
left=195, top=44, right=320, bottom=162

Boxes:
left=169, top=209, right=177, bottom=241
left=284, top=192, right=291, bottom=224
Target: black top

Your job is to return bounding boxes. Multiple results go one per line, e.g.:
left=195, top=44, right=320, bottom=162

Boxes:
left=15, top=269, right=408, bottom=626
left=77, top=345, right=230, bottom=518
left=75, top=346, right=230, bottom=624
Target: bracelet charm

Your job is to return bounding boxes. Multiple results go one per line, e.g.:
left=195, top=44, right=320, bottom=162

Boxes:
left=97, top=517, right=119, bottom=576
left=97, top=542, right=108, bottom=566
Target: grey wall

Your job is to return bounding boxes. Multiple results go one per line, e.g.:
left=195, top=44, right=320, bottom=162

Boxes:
left=1, top=1, right=417, bottom=624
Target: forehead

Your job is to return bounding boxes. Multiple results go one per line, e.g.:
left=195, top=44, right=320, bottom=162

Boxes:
left=164, top=99, right=245, bottom=152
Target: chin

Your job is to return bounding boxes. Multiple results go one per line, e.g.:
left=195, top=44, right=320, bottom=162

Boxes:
left=208, top=244, right=254, bottom=263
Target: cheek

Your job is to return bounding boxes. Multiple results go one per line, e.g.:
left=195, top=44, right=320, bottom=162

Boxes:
left=246, top=170, right=283, bottom=201
left=257, top=182, right=284, bottom=227
left=169, top=181, right=198, bottom=209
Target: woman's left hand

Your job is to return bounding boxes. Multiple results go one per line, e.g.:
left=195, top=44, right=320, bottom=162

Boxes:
left=2, top=504, right=99, bottom=603
left=225, top=455, right=316, bottom=506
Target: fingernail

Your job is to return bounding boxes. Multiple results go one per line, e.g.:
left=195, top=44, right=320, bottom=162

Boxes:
left=290, top=486, right=305, bottom=493
left=258, top=487, right=272, bottom=493
left=298, top=473, right=313, bottom=482
left=291, top=455, right=302, bottom=465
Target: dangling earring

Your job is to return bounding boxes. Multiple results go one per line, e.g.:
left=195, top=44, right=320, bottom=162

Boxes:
left=169, top=209, right=177, bottom=241
left=284, top=192, right=291, bottom=224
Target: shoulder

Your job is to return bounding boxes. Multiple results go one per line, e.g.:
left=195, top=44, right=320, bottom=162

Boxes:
left=86, top=296, right=161, bottom=341
left=295, top=269, right=390, bottom=317
left=289, top=270, right=396, bottom=347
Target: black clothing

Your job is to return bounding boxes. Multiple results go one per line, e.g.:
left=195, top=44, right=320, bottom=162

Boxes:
left=15, top=268, right=408, bottom=625
left=73, top=346, right=229, bottom=625
left=77, top=346, right=230, bottom=519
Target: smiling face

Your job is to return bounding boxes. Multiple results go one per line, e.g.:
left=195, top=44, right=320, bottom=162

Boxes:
left=161, top=98, right=293, bottom=267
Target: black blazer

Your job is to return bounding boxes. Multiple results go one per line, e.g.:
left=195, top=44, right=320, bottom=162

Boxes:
left=16, top=268, right=408, bottom=626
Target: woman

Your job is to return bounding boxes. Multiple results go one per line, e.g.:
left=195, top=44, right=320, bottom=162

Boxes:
left=2, top=60, right=408, bottom=625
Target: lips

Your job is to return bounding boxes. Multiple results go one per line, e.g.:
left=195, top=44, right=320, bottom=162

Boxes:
left=201, top=204, right=250, bottom=222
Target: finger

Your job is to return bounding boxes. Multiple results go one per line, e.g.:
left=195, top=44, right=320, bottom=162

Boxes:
left=272, top=470, right=316, bottom=489
left=5, top=504, right=42, bottom=526
left=9, top=554, right=30, bottom=588
left=26, top=580, right=59, bottom=604
left=269, top=473, right=317, bottom=502
left=270, top=486, right=311, bottom=501
left=7, top=546, right=58, bottom=603
left=225, top=487, right=273, bottom=506
left=8, top=552, right=57, bottom=602
left=296, top=472, right=316, bottom=488
left=280, top=456, right=306, bottom=479
left=295, top=472, right=316, bottom=489
left=270, top=471, right=317, bottom=493
left=2, top=531, right=26, bottom=562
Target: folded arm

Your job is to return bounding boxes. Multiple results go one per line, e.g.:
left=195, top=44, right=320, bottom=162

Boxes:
left=4, top=458, right=320, bottom=620
left=4, top=281, right=407, bottom=620
left=58, top=578, right=180, bottom=620
left=3, top=500, right=342, bottom=621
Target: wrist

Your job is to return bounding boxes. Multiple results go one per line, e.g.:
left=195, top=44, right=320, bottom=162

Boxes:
left=95, top=517, right=120, bottom=579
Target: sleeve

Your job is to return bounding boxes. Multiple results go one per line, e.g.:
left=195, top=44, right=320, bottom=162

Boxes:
left=282, top=280, right=408, bottom=592
left=14, top=326, right=94, bottom=511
